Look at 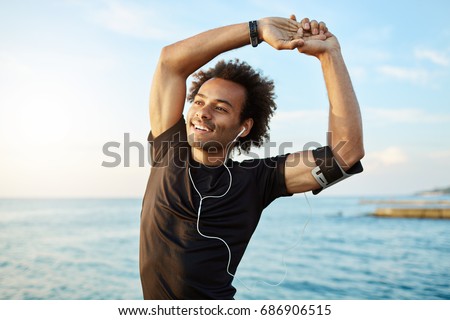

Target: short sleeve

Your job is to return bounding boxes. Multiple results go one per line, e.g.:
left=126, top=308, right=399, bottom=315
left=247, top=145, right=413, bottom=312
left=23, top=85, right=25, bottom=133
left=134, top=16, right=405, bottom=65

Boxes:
left=148, top=117, right=187, bottom=167
left=242, top=155, right=293, bottom=208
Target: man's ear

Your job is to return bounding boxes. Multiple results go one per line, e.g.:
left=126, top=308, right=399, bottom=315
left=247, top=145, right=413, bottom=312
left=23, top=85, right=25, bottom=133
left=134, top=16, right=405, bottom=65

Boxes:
left=240, top=118, right=254, bottom=138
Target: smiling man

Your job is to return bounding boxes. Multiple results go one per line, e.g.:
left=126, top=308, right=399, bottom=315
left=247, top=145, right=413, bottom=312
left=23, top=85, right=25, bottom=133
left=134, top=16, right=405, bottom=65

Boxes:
left=139, top=15, right=364, bottom=299
left=187, top=77, right=251, bottom=165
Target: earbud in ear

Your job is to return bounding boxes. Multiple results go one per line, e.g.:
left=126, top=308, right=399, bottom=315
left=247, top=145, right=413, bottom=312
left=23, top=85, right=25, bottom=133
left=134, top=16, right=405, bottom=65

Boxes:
left=233, top=127, right=246, bottom=142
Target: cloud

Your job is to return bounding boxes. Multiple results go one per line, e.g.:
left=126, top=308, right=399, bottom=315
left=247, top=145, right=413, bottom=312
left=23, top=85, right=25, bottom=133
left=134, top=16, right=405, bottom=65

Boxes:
left=376, top=146, right=407, bottom=165
left=0, top=53, right=31, bottom=75
left=272, top=110, right=328, bottom=122
left=84, top=1, right=253, bottom=41
left=349, top=66, right=368, bottom=82
left=89, top=1, right=180, bottom=40
left=364, top=146, right=408, bottom=173
left=377, top=47, right=449, bottom=84
left=364, top=107, right=450, bottom=124
left=377, top=65, right=433, bottom=84
left=427, top=149, right=450, bottom=160
left=414, top=48, right=450, bottom=67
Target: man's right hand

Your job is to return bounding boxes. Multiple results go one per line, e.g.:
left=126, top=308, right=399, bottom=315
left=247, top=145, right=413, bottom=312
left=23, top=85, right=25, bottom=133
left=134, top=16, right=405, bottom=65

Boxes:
left=258, top=15, right=330, bottom=51
left=258, top=17, right=306, bottom=50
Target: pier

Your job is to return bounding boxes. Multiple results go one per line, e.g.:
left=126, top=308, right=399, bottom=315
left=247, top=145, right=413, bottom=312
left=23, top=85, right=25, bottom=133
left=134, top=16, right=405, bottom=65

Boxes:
left=361, top=199, right=450, bottom=219
left=374, top=207, right=450, bottom=219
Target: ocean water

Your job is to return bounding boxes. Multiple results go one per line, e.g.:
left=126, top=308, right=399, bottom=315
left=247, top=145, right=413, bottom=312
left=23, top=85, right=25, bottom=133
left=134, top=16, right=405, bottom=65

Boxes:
left=0, top=196, right=449, bottom=300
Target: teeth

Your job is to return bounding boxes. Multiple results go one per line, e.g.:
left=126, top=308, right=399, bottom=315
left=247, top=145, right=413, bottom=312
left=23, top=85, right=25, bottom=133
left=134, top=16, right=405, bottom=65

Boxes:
left=194, top=125, right=210, bottom=132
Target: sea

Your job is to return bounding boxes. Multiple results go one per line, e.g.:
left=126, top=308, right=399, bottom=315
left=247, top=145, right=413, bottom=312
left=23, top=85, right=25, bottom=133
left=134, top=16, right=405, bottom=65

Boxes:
left=1, top=196, right=449, bottom=300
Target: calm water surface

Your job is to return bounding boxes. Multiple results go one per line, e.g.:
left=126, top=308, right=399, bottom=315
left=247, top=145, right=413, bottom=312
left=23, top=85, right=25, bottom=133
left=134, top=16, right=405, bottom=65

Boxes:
left=0, top=197, right=449, bottom=299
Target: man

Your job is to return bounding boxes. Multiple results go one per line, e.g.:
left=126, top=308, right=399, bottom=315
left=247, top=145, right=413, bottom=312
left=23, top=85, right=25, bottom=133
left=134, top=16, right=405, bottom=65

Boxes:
left=140, top=15, right=364, bottom=299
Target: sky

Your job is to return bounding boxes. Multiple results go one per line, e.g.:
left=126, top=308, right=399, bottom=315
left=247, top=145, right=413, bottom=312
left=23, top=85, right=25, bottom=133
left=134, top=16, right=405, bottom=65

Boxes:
left=1, top=0, right=449, bottom=198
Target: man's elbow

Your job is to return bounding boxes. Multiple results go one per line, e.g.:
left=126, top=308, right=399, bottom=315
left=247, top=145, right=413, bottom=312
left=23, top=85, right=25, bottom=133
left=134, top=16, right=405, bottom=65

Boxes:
left=332, top=137, right=365, bottom=170
left=343, top=145, right=365, bottom=170
left=158, top=45, right=190, bottom=77
left=352, top=147, right=365, bottom=163
left=158, top=45, right=175, bottom=68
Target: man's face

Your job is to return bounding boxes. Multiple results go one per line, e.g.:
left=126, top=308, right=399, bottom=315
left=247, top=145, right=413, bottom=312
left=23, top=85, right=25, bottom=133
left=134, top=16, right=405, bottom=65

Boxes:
left=186, top=78, right=246, bottom=153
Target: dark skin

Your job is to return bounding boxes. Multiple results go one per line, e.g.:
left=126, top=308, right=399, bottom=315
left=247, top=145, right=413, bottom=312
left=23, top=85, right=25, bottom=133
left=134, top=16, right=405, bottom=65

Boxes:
left=149, top=15, right=364, bottom=193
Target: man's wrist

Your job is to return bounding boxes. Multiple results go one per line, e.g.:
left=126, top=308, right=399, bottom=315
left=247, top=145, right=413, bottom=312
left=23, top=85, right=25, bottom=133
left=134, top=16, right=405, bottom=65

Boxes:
left=318, top=47, right=342, bottom=63
left=248, top=20, right=262, bottom=47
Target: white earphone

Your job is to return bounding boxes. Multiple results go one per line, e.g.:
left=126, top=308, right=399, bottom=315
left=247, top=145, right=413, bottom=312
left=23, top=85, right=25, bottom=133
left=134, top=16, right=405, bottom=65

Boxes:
left=233, top=127, right=246, bottom=142
left=188, top=123, right=305, bottom=289
left=187, top=124, right=250, bottom=288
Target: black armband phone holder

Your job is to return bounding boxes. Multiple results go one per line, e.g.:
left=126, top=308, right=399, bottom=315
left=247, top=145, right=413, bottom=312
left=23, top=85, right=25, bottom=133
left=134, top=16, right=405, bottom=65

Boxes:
left=311, top=146, right=363, bottom=195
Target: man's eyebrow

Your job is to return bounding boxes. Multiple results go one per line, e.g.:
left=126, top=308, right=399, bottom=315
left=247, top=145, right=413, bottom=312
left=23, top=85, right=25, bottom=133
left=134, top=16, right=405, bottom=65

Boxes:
left=196, top=93, right=234, bottom=108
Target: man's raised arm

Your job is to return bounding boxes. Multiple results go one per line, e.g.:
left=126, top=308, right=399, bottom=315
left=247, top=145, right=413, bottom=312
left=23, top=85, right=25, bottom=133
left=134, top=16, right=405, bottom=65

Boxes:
left=149, top=18, right=306, bottom=138
left=285, top=18, right=364, bottom=194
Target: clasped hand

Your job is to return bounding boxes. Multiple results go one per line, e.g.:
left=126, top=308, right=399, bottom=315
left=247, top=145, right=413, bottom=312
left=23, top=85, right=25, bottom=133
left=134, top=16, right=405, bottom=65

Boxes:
left=259, top=15, right=339, bottom=57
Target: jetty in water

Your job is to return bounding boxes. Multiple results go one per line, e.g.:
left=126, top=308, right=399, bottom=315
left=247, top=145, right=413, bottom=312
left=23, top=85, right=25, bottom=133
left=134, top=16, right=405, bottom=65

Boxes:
left=361, top=199, right=450, bottom=219
left=374, top=207, right=450, bottom=219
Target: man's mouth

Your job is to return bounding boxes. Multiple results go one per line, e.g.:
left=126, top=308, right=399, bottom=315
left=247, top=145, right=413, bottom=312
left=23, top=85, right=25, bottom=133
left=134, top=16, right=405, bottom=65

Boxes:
left=192, top=123, right=213, bottom=133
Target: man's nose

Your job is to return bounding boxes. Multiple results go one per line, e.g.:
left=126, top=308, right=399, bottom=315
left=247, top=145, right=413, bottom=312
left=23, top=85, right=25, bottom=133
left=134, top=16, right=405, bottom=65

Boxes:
left=195, top=104, right=212, bottom=119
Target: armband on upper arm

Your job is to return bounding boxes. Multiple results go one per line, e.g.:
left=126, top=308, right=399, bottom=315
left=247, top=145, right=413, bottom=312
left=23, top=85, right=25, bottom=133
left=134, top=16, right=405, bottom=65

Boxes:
left=311, top=146, right=363, bottom=195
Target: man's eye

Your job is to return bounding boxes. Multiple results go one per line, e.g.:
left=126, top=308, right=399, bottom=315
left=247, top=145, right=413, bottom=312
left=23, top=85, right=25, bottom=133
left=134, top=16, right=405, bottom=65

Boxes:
left=215, top=106, right=227, bottom=112
left=195, top=100, right=203, bottom=105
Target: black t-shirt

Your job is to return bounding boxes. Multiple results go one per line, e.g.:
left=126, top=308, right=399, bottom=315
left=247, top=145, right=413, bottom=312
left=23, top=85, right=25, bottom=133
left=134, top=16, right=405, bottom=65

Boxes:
left=139, top=117, right=292, bottom=299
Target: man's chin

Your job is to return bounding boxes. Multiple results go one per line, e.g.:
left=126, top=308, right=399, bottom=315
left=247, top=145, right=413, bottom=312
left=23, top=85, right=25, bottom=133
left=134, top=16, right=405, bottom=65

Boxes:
left=187, top=137, right=224, bottom=153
